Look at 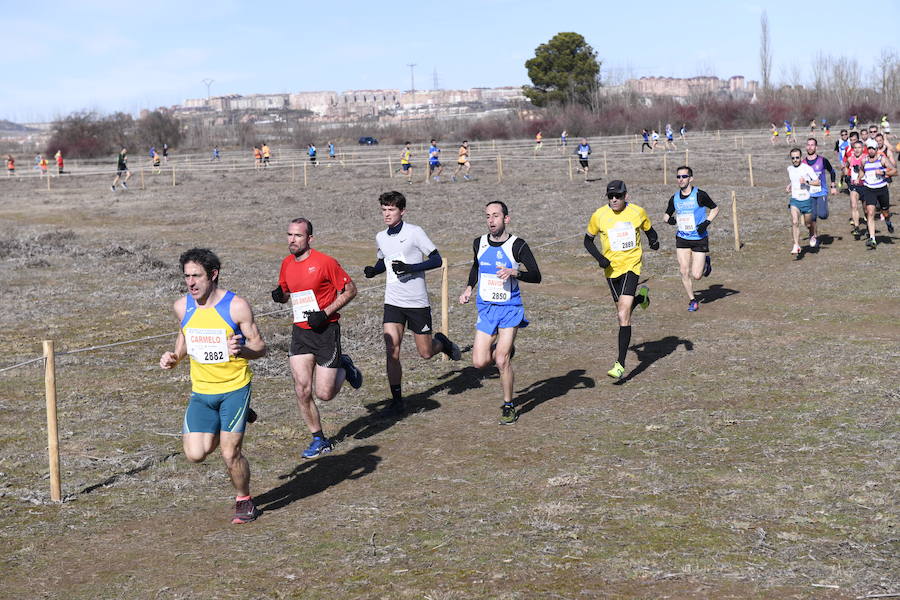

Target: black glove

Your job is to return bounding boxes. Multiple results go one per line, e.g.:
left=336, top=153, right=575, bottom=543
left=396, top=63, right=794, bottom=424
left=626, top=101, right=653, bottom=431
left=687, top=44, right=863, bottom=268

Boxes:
left=364, top=265, right=377, bottom=278
left=305, top=310, right=328, bottom=331
left=648, top=239, right=660, bottom=250
left=696, top=220, right=711, bottom=234
left=666, top=215, right=677, bottom=225
left=271, top=286, right=287, bottom=303
left=391, top=260, right=411, bottom=276
left=596, top=256, right=611, bottom=269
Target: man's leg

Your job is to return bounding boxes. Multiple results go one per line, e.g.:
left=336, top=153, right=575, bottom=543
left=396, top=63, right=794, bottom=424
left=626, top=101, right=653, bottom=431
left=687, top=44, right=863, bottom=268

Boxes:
left=615, top=293, right=635, bottom=370
left=676, top=247, right=694, bottom=301
left=494, top=327, right=518, bottom=405
left=183, top=432, right=219, bottom=463
left=690, top=250, right=706, bottom=282
left=850, top=190, right=861, bottom=229
left=289, top=354, right=321, bottom=433
left=804, top=212, right=815, bottom=240
left=790, top=206, right=801, bottom=248
left=472, top=330, right=495, bottom=370
left=384, top=322, right=405, bottom=413
left=866, top=202, right=877, bottom=240
left=219, top=431, right=250, bottom=497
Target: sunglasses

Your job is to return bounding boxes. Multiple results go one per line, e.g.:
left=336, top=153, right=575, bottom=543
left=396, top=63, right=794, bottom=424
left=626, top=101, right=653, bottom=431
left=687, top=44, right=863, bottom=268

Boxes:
left=675, top=174, right=691, bottom=179
left=607, top=193, right=625, bottom=200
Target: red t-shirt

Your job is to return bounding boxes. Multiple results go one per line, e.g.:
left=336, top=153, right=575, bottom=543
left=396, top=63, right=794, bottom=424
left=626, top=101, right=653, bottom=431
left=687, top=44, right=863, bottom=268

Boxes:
left=278, top=248, right=351, bottom=328
left=845, top=151, right=865, bottom=183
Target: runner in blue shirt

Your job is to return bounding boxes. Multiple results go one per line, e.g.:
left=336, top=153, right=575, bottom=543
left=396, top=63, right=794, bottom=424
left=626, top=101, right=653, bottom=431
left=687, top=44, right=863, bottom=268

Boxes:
left=663, top=166, right=718, bottom=312
left=328, top=141, right=335, bottom=160
left=428, top=139, right=444, bottom=181
left=575, top=138, right=591, bottom=182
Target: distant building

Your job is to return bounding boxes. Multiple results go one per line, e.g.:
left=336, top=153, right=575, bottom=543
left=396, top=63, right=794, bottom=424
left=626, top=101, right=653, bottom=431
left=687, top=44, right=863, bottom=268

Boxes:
left=625, top=75, right=759, bottom=100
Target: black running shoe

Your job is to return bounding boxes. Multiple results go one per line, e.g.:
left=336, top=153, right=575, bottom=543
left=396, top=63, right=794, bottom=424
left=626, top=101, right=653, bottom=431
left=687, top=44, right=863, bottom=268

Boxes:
left=434, top=332, right=461, bottom=360
left=341, top=354, right=363, bottom=389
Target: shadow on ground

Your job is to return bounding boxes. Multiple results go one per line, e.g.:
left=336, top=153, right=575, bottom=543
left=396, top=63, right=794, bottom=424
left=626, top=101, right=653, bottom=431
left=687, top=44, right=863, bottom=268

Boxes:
left=515, top=369, right=595, bottom=417
left=615, top=336, right=694, bottom=385
left=78, top=451, right=180, bottom=496
left=699, top=284, right=739, bottom=304
left=256, top=445, right=381, bottom=513
left=333, top=364, right=486, bottom=442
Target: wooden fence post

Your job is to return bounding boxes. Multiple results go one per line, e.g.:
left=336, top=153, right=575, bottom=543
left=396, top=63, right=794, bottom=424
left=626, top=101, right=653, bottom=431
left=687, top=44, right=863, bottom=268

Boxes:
left=747, top=154, right=754, bottom=187
left=603, top=150, right=608, bottom=175
left=663, top=153, right=667, bottom=185
left=568, top=156, right=573, bottom=181
left=731, top=190, right=741, bottom=251
left=43, top=340, right=61, bottom=502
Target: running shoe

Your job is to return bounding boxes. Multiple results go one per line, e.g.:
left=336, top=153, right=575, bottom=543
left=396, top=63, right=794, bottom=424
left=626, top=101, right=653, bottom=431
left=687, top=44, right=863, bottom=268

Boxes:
left=887, top=219, right=895, bottom=234
left=434, top=332, right=461, bottom=361
left=866, top=238, right=877, bottom=249
left=111, top=185, right=116, bottom=192
left=702, top=255, right=712, bottom=278
left=809, top=235, right=818, bottom=248
left=688, top=299, right=700, bottom=312
left=463, top=175, right=471, bottom=181
left=852, top=227, right=861, bottom=240
left=636, top=285, right=650, bottom=310
left=791, top=244, right=801, bottom=255
left=121, top=182, right=128, bottom=190
left=450, top=175, right=457, bottom=182
left=607, top=362, right=625, bottom=378
left=232, top=498, right=261, bottom=524
left=499, top=403, right=518, bottom=425
left=302, top=436, right=333, bottom=459
left=341, top=354, right=363, bottom=389
left=246, top=407, right=258, bottom=424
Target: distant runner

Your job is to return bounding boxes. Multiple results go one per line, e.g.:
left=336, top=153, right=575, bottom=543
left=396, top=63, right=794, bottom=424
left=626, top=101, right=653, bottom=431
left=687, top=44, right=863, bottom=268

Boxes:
left=452, top=140, right=471, bottom=181
left=111, top=147, right=130, bottom=191
left=576, top=138, right=591, bottom=182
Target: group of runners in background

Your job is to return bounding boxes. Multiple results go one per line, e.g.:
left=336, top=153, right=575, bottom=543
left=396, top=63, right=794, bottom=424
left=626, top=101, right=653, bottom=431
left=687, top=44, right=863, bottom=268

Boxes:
left=786, top=121, right=896, bottom=253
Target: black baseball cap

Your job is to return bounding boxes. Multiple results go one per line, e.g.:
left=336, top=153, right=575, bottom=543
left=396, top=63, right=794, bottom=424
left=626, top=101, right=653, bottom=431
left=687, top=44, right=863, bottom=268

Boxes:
left=606, top=180, right=627, bottom=195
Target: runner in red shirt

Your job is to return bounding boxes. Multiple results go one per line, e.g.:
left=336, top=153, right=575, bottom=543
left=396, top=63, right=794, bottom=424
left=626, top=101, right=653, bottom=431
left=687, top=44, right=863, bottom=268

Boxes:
left=271, top=217, right=362, bottom=459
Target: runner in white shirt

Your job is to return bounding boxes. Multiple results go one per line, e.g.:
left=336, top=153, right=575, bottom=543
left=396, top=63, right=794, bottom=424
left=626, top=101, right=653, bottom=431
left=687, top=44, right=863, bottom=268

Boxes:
left=363, top=191, right=461, bottom=416
left=786, top=148, right=820, bottom=256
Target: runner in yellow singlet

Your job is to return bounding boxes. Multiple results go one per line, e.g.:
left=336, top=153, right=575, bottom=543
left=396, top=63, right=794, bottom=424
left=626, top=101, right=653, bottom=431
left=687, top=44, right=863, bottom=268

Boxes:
left=159, top=248, right=267, bottom=524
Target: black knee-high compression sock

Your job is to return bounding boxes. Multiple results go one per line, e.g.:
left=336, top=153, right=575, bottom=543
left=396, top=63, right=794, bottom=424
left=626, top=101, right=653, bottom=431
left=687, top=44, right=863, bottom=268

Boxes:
left=618, top=326, right=632, bottom=365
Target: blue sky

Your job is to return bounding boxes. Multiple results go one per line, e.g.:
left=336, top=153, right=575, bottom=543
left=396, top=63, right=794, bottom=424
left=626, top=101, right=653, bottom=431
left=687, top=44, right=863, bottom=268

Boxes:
left=2, top=0, right=898, bottom=122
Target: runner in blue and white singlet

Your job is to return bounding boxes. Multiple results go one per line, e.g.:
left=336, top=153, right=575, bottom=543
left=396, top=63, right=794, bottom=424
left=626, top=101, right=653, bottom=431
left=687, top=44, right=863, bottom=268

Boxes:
left=459, top=201, right=541, bottom=425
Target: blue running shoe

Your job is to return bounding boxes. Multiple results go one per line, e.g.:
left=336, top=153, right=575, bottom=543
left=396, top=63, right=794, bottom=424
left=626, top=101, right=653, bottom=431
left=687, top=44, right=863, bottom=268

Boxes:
left=688, top=299, right=699, bottom=312
left=702, top=255, right=712, bottom=278
left=341, top=354, right=363, bottom=389
left=302, top=436, right=333, bottom=459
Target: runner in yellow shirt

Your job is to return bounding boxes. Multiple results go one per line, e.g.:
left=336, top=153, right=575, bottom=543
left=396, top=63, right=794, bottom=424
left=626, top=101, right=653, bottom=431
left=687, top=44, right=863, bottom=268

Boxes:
left=159, top=248, right=267, bottom=524
left=583, top=180, right=660, bottom=379
left=400, top=141, right=413, bottom=184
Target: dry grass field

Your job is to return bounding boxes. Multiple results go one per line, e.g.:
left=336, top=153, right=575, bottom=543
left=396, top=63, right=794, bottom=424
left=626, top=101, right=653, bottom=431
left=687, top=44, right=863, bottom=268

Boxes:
left=0, top=132, right=897, bottom=599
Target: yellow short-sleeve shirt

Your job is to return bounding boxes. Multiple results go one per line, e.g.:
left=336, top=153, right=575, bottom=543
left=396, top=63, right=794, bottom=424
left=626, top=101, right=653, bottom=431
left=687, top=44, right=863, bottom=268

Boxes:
left=586, top=203, right=651, bottom=278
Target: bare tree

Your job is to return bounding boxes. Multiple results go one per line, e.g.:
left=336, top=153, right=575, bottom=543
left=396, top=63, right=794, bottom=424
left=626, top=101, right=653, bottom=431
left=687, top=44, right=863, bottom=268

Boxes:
left=810, top=52, right=829, bottom=99
left=760, top=11, right=773, bottom=93
left=829, top=56, right=862, bottom=111
left=873, top=48, right=900, bottom=108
